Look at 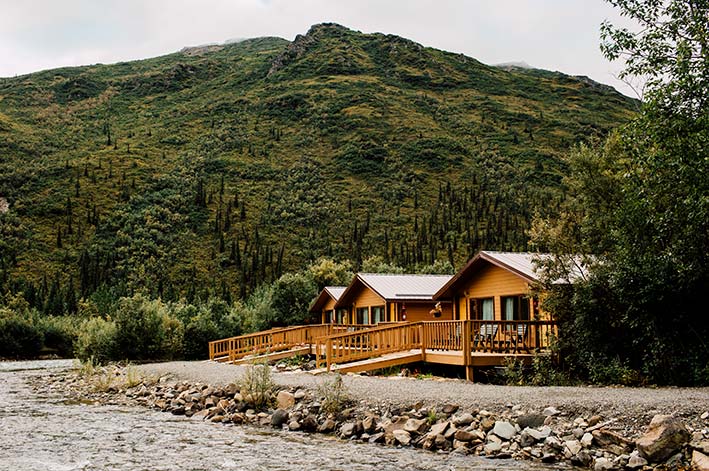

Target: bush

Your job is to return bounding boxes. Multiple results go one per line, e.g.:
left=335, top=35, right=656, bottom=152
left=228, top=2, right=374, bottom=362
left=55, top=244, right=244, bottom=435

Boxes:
left=238, top=361, right=274, bottom=409
left=269, top=273, right=317, bottom=327
left=74, top=317, right=118, bottom=364
left=36, top=316, right=77, bottom=357
left=0, top=309, right=43, bottom=358
left=318, top=373, right=351, bottom=415
left=112, top=294, right=184, bottom=361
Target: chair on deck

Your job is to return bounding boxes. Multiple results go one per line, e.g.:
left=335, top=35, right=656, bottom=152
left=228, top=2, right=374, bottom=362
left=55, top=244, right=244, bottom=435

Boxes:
left=508, top=324, right=529, bottom=353
left=472, top=323, right=498, bottom=351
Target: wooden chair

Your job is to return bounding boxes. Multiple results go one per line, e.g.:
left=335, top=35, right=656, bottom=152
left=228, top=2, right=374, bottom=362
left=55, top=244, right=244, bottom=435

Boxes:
left=506, top=324, right=529, bottom=353
left=473, top=323, right=498, bottom=351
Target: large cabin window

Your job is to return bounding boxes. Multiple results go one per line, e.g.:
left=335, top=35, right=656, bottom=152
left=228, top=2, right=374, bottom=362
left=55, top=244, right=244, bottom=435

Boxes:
left=335, top=308, right=348, bottom=324
left=502, top=295, right=530, bottom=321
left=471, top=298, right=494, bottom=320
left=325, top=309, right=334, bottom=323
left=371, top=306, right=385, bottom=324
left=356, top=307, right=369, bottom=324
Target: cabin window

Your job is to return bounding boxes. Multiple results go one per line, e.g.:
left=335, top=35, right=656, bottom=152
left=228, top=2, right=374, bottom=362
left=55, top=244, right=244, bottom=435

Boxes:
left=371, top=306, right=385, bottom=324
left=356, top=307, right=369, bottom=324
left=472, top=298, right=494, bottom=320
left=325, top=309, right=334, bottom=323
left=502, top=296, right=530, bottom=321
left=336, top=308, right=348, bottom=324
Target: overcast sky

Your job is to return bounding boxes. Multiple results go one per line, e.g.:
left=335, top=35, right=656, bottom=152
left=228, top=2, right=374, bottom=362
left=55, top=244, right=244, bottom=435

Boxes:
left=0, top=0, right=637, bottom=97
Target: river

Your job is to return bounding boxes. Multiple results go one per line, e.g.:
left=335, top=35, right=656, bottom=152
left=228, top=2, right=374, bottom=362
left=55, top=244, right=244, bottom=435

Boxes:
left=0, top=360, right=568, bottom=471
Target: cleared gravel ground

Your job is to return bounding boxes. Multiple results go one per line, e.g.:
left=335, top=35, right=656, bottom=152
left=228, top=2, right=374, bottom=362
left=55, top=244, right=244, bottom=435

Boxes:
left=138, top=361, right=709, bottom=436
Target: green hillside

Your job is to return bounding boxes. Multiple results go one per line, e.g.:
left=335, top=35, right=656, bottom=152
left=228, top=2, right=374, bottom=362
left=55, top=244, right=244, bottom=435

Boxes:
left=0, top=23, right=636, bottom=311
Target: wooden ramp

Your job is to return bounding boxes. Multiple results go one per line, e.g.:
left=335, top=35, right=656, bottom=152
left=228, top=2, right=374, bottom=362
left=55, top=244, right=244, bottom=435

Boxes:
left=229, top=346, right=312, bottom=365
left=310, top=350, right=423, bottom=375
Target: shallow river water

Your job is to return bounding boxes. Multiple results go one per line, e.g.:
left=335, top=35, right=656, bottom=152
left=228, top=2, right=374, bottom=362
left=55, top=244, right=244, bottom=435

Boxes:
left=0, top=360, right=568, bottom=471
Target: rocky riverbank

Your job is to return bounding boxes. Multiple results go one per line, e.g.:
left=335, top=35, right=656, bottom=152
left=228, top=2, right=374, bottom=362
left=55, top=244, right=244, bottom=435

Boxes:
left=40, top=363, right=709, bottom=471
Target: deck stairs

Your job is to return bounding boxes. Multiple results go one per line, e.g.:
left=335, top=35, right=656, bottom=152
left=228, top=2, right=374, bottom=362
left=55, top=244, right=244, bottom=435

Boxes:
left=230, top=346, right=312, bottom=365
left=308, top=349, right=423, bottom=375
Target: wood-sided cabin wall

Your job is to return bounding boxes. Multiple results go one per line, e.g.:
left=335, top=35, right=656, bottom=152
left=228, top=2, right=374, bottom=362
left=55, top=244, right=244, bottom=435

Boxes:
left=452, top=263, right=544, bottom=321
left=390, top=301, right=453, bottom=322
left=345, top=285, right=387, bottom=324
left=320, top=296, right=338, bottom=324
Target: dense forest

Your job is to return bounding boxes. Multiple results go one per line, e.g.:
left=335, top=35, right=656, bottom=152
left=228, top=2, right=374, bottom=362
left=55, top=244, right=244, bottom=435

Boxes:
left=0, top=23, right=636, bottom=315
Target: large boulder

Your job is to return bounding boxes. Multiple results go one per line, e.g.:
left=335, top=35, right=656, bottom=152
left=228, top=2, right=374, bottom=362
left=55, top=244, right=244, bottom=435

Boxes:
left=636, top=415, right=690, bottom=463
left=404, top=418, right=428, bottom=435
left=491, top=421, right=516, bottom=440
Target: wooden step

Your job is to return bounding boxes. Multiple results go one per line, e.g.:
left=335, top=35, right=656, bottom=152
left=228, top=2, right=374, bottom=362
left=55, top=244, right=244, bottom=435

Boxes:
left=310, top=350, right=423, bottom=375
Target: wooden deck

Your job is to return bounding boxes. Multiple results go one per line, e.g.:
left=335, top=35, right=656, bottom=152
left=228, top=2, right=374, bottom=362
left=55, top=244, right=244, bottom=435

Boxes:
left=208, top=320, right=558, bottom=381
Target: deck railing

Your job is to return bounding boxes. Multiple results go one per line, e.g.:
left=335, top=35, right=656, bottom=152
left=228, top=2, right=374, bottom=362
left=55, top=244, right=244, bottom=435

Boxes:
left=210, top=320, right=558, bottom=369
left=315, top=322, right=422, bottom=371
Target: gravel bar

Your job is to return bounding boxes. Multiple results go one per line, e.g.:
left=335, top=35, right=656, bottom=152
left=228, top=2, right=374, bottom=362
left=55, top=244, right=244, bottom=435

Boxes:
left=137, top=361, right=709, bottom=430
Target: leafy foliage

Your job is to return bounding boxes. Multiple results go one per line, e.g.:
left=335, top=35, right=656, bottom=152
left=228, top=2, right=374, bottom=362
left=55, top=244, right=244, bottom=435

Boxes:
left=535, top=0, right=709, bottom=385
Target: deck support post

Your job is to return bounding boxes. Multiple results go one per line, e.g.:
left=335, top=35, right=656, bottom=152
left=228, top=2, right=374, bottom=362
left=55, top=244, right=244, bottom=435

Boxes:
left=419, top=324, right=426, bottom=362
left=326, top=339, right=332, bottom=372
left=463, top=320, right=473, bottom=382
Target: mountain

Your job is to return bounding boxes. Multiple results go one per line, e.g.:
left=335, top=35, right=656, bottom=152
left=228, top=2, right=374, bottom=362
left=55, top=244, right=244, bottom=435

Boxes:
left=0, top=23, right=637, bottom=309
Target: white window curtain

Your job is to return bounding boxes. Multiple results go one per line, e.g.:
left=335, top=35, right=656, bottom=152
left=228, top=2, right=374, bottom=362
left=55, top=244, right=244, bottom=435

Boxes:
left=505, top=297, right=515, bottom=321
left=482, top=298, right=494, bottom=320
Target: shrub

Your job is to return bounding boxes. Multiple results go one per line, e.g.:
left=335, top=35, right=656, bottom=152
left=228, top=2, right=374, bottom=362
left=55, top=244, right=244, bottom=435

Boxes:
left=112, top=294, right=183, bottom=361
left=318, top=373, right=351, bottom=415
left=238, top=361, right=274, bottom=409
left=269, top=273, right=317, bottom=327
left=74, top=317, right=118, bottom=364
left=36, top=316, right=77, bottom=357
left=0, top=309, right=43, bottom=358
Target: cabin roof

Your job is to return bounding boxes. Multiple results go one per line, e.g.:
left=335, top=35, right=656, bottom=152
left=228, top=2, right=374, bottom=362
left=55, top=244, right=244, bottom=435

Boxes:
left=308, top=286, right=347, bottom=312
left=336, top=273, right=453, bottom=307
left=434, top=251, right=588, bottom=299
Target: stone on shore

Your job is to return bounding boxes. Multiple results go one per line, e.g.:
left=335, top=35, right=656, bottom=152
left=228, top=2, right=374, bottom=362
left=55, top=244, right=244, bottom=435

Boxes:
left=271, top=409, right=289, bottom=427
left=404, top=418, right=428, bottom=435
left=491, top=420, right=516, bottom=440
left=516, top=413, right=546, bottom=429
left=452, top=412, right=474, bottom=426
left=393, top=429, right=411, bottom=446
left=276, top=390, right=295, bottom=409
left=692, top=450, right=709, bottom=471
left=636, top=414, right=690, bottom=463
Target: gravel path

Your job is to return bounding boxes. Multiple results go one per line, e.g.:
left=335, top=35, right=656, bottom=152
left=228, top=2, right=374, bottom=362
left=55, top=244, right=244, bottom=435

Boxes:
left=137, top=361, right=709, bottom=432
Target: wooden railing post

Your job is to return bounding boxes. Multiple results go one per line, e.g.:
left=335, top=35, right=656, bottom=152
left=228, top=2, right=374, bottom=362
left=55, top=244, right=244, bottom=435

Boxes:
left=463, top=320, right=473, bottom=381
left=419, top=323, right=426, bottom=361
left=326, top=339, right=333, bottom=372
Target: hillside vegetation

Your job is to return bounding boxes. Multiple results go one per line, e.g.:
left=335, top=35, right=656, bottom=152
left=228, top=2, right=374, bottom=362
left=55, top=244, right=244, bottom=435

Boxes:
left=0, top=23, right=636, bottom=313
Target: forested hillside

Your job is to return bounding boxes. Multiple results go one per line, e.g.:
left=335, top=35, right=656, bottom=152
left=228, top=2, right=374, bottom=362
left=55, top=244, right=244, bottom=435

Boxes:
left=0, top=23, right=636, bottom=313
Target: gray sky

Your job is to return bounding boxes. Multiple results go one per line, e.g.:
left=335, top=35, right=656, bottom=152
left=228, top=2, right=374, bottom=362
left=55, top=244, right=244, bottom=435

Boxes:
left=0, top=0, right=637, bottom=97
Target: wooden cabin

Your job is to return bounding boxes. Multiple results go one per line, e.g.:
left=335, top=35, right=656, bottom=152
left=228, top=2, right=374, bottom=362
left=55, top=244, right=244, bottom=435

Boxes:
left=433, top=250, right=573, bottom=321
left=309, top=286, right=348, bottom=324
left=334, top=273, right=453, bottom=324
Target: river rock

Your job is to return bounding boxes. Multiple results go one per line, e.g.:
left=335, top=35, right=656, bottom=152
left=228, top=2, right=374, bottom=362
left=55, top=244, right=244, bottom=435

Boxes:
left=480, top=417, right=496, bottom=431
left=692, top=439, right=709, bottom=454
left=288, top=420, right=301, bottom=430
left=300, top=414, right=318, bottom=433
left=581, top=432, right=594, bottom=447
left=564, top=439, right=582, bottom=458
left=318, top=418, right=336, bottom=433
left=404, top=418, right=428, bottom=435
left=368, top=432, right=385, bottom=444
left=701, top=412, right=709, bottom=420
left=593, top=457, right=615, bottom=471
left=442, top=404, right=459, bottom=415
left=276, top=390, right=295, bottom=409
left=383, top=416, right=409, bottom=435
left=543, top=406, right=561, bottom=417
left=271, top=409, right=289, bottom=427
left=340, top=422, right=358, bottom=438
left=636, top=414, right=690, bottom=463
left=484, top=441, right=502, bottom=455
left=626, top=450, right=648, bottom=469
left=293, top=389, right=306, bottom=400
left=453, top=429, right=477, bottom=442
left=491, top=421, right=516, bottom=440
left=592, top=429, right=633, bottom=455
left=362, top=415, right=376, bottom=433
left=692, top=450, right=709, bottom=471
left=517, top=413, right=546, bottom=429
left=429, top=421, right=449, bottom=437
left=452, top=412, right=474, bottom=426
left=393, top=429, right=411, bottom=446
